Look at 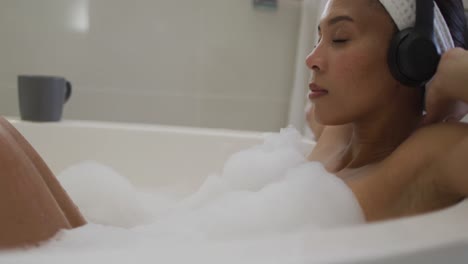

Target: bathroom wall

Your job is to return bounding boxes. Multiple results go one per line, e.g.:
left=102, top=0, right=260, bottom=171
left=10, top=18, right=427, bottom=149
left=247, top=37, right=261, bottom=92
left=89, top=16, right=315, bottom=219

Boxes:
left=0, top=0, right=301, bottom=131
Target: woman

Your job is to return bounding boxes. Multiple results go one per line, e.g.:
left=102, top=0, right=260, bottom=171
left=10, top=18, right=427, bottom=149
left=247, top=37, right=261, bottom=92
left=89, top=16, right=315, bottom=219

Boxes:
left=307, top=0, right=468, bottom=221
left=0, top=0, right=467, bottom=248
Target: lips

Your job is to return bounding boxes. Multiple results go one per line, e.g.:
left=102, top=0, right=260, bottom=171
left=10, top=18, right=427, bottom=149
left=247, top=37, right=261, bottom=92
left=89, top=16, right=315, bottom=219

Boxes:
left=308, top=83, right=328, bottom=100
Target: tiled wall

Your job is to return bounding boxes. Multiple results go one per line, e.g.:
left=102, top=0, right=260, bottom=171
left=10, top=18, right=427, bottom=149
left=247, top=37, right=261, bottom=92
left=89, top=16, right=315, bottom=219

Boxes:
left=0, top=0, right=301, bottom=132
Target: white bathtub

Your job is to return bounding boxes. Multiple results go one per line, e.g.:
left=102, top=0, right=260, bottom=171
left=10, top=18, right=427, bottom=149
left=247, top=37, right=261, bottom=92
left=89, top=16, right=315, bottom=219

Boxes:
left=8, top=118, right=468, bottom=264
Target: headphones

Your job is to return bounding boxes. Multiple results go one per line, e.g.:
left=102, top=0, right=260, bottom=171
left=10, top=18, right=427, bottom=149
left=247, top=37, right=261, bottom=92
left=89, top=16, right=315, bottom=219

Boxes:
left=387, top=0, right=440, bottom=88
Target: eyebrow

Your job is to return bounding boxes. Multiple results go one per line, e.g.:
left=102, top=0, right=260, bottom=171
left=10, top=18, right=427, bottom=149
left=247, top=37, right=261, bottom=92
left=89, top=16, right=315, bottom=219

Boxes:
left=318, top=15, right=354, bottom=32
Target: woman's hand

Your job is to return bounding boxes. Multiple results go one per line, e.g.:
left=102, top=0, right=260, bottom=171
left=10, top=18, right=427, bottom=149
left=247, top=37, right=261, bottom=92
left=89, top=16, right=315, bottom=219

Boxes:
left=422, top=48, right=468, bottom=125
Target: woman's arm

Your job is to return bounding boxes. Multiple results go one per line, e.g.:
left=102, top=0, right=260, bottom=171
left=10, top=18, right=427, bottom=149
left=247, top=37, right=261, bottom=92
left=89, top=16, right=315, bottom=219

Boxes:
left=346, top=122, right=468, bottom=221
left=419, top=48, right=468, bottom=198
left=433, top=133, right=468, bottom=197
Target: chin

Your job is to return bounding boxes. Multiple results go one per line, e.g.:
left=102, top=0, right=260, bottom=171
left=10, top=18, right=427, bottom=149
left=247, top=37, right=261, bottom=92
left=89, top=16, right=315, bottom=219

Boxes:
left=315, top=111, right=352, bottom=126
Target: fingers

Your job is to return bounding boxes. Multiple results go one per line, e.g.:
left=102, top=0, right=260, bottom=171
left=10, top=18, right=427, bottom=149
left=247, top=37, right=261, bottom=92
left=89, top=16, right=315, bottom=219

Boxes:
left=422, top=48, right=468, bottom=126
left=452, top=102, right=468, bottom=122
left=422, top=83, right=445, bottom=125
left=422, top=98, right=468, bottom=126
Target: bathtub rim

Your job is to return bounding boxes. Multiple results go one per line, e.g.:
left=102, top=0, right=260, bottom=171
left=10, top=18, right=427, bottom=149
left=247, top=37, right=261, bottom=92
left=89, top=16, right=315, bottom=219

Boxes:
left=6, top=117, right=277, bottom=140
left=6, top=117, right=468, bottom=263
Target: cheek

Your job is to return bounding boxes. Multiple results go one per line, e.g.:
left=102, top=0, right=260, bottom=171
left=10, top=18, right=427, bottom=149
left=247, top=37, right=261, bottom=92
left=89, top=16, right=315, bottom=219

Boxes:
left=316, top=47, right=395, bottom=124
left=336, top=52, right=376, bottom=84
left=332, top=49, right=389, bottom=100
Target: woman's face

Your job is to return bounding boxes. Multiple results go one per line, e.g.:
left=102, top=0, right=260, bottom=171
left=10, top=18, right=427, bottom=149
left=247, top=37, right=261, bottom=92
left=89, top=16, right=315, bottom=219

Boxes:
left=306, top=0, right=401, bottom=125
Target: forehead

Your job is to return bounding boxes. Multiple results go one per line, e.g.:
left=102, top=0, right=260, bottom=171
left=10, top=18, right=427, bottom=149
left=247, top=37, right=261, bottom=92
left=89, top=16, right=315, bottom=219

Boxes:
left=320, top=0, right=390, bottom=29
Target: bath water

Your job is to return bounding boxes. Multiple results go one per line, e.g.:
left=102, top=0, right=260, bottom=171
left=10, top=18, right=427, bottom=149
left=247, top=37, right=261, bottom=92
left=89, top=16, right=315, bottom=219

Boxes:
left=0, top=127, right=364, bottom=263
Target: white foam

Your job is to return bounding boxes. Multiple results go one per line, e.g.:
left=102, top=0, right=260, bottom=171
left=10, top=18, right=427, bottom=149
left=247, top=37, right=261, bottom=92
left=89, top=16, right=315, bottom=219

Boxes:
left=221, top=127, right=309, bottom=191
left=0, top=127, right=365, bottom=263
left=58, top=161, right=155, bottom=228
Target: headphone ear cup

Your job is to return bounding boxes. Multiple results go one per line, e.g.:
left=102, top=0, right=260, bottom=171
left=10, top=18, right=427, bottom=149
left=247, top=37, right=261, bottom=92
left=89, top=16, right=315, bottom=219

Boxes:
left=388, top=28, right=440, bottom=87
left=388, top=29, right=413, bottom=86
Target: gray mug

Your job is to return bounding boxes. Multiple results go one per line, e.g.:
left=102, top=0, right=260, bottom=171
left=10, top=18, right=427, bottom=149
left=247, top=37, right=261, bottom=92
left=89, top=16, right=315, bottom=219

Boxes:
left=18, top=75, right=72, bottom=122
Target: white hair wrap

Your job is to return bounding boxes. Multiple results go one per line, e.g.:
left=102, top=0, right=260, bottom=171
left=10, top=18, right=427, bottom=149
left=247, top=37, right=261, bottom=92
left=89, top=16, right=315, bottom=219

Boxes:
left=378, top=0, right=455, bottom=54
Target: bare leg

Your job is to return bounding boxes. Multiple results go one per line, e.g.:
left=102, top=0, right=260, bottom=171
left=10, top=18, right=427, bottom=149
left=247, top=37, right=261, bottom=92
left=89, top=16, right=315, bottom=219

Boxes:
left=0, top=117, right=86, bottom=248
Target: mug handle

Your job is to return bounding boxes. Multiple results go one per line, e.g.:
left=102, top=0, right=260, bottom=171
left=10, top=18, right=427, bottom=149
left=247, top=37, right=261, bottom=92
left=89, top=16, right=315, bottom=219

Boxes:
left=65, top=81, right=72, bottom=103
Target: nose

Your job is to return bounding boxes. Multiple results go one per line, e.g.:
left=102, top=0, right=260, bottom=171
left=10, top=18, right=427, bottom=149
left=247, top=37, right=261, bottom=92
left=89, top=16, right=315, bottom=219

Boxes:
left=305, top=44, right=325, bottom=73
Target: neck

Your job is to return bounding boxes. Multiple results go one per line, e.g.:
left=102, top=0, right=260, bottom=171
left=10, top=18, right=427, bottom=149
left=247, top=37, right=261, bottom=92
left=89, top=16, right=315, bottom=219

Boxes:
left=337, top=99, right=422, bottom=171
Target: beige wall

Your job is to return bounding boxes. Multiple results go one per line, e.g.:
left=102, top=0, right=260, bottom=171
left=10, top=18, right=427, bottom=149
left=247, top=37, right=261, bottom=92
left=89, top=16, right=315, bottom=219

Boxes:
left=0, top=0, right=301, bottom=131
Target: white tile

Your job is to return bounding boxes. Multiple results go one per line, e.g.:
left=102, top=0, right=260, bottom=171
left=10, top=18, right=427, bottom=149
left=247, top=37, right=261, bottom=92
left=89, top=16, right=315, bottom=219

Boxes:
left=199, top=96, right=289, bottom=132
left=65, top=89, right=201, bottom=127
left=199, top=0, right=300, bottom=100
left=0, top=84, right=19, bottom=117
left=0, top=0, right=300, bottom=131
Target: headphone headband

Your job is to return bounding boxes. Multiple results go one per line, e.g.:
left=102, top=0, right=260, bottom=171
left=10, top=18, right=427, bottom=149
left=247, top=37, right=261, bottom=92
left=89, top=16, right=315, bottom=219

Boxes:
left=415, top=0, right=435, bottom=38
